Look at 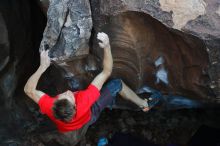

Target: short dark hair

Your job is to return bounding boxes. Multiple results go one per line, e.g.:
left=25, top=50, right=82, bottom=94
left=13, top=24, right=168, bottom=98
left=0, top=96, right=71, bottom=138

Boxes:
left=52, top=99, right=75, bottom=122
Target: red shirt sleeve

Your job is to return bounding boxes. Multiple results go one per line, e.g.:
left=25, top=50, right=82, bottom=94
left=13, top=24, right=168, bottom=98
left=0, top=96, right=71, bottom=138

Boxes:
left=78, top=84, right=100, bottom=108
left=38, top=94, right=54, bottom=115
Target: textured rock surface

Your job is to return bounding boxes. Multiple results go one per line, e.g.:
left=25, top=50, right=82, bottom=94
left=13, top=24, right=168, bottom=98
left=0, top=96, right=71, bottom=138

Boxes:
left=93, top=0, right=220, bottom=39
left=90, top=0, right=220, bottom=101
left=92, top=12, right=211, bottom=102
left=85, top=109, right=220, bottom=146
left=38, top=0, right=219, bottom=101
left=0, top=0, right=219, bottom=145
left=39, top=0, right=92, bottom=61
left=159, top=0, right=207, bottom=29
left=21, top=108, right=220, bottom=146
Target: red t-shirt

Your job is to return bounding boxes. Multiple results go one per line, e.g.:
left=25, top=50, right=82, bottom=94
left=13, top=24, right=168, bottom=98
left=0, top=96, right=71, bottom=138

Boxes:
left=38, top=84, right=100, bottom=133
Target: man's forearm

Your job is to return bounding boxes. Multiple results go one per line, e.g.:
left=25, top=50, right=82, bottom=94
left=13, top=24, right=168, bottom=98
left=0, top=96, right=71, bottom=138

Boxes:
left=91, top=32, right=112, bottom=90
left=24, top=50, right=50, bottom=103
left=91, top=44, right=113, bottom=90
left=24, top=66, right=45, bottom=94
left=102, top=45, right=113, bottom=76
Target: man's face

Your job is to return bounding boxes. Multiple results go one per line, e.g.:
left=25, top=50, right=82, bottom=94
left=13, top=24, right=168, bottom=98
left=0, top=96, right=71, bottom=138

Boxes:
left=58, top=90, right=75, bottom=106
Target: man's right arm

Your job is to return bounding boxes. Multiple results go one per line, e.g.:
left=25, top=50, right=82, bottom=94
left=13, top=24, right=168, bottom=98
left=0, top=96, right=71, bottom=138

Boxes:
left=24, top=50, right=50, bottom=103
left=91, top=32, right=113, bottom=90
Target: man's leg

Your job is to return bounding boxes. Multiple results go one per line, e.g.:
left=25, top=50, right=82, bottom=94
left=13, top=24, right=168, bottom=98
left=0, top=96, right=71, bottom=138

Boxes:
left=119, top=81, right=149, bottom=111
left=89, top=79, right=160, bottom=125
left=89, top=79, right=122, bottom=125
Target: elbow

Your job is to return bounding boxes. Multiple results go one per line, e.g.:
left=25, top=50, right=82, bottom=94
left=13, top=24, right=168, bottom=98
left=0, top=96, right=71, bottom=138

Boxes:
left=24, top=86, right=27, bottom=94
left=103, top=70, right=112, bottom=78
left=24, top=85, right=29, bottom=94
left=24, top=88, right=29, bottom=95
left=107, top=70, right=112, bottom=77
left=24, top=87, right=33, bottom=96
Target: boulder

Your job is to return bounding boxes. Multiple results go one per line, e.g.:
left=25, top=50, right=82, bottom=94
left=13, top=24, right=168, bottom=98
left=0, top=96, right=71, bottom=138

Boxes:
left=38, top=0, right=219, bottom=102
left=90, top=0, right=220, bottom=102
left=38, top=0, right=92, bottom=61
left=0, top=0, right=219, bottom=145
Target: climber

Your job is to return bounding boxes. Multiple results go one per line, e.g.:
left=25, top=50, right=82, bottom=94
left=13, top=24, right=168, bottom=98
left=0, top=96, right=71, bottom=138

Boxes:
left=24, top=32, right=160, bottom=145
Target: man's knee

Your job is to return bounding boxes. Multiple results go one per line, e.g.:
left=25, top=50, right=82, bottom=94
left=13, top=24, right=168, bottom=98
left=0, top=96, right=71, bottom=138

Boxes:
left=105, top=78, right=122, bottom=97
left=108, top=79, right=122, bottom=86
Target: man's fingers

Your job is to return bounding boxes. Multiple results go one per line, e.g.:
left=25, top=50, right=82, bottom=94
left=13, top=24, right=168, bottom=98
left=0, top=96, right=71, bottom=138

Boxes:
left=51, top=57, right=57, bottom=61
left=41, top=49, right=46, bottom=55
left=45, top=50, right=49, bottom=57
left=98, top=42, right=104, bottom=48
left=99, top=32, right=107, bottom=36
left=40, top=50, right=44, bottom=58
left=98, top=34, right=107, bottom=39
left=97, top=33, right=104, bottom=40
left=97, top=32, right=109, bottom=48
left=40, top=49, right=50, bottom=58
left=97, top=32, right=108, bottom=41
left=97, top=32, right=105, bottom=37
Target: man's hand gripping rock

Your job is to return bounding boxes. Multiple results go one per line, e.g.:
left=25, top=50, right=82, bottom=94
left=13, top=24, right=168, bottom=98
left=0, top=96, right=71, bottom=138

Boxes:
left=97, top=32, right=110, bottom=49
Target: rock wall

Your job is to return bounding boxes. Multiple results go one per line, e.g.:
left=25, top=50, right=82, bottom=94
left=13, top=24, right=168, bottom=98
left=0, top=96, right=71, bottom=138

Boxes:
left=38, top=0, right=219, bottom=102
left=0, top=0, right=32, bottom=107
left=92, top=0, right=220, bottom=100
left=0, top=0, right=47, bottom=144
left=36, top=0, right=220, bottom=103
left=93, top=11, right=211, bottom=102
left=39, top=0, right=92, bottom=61
left=90, top=0, right=220, bottom=101
left=94, top=0, right=220, bottom=39
left=0, top=0, right=219, bottom=145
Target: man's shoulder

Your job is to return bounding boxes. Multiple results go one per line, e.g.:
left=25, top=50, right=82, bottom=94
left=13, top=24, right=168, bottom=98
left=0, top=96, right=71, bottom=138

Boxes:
left=73, top=84, right=100, bottom=99
left=38, top=93, right=56, bottom=114
left=38, top=93, right=56, bottom=105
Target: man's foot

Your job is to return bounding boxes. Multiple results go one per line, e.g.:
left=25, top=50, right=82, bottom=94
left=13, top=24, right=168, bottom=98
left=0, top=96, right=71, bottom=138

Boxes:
left=141, top=92, right=162, bottom=112
left=142, top=107, right=150, bottom=112
left=141, top=99, right=150, bottom=112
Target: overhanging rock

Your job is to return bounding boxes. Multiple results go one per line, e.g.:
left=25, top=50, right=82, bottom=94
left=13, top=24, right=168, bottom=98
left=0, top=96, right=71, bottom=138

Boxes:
left=38, top=0, right=220, bottom=103
left=91, top=0, right=220, bottom=101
